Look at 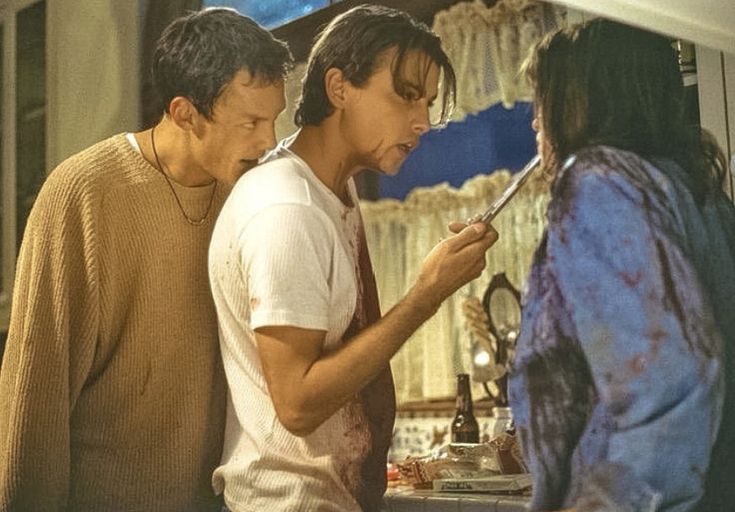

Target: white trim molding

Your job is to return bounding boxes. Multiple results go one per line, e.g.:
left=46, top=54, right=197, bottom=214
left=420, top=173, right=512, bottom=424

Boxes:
left=548, top=0, right=735, bottom=55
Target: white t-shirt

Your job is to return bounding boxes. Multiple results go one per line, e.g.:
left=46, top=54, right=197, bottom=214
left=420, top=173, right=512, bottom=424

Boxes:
left=209, top=138, right=372, bottom=512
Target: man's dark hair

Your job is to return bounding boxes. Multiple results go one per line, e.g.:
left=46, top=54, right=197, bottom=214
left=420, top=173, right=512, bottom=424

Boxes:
left=152, top=7, right=292, bottom=120
left=295, top=4, right=456, bottom=127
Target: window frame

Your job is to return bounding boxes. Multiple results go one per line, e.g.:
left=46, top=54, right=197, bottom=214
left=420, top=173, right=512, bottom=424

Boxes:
left=0, top=0, right=46, bottom=328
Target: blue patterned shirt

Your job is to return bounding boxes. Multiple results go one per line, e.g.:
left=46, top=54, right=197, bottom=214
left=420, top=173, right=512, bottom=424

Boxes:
left=509, top=146, right=735, bottom=511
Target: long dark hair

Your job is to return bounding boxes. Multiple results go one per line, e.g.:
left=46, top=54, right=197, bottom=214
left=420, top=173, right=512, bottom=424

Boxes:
left=524, top=18, right=726, bottom=203
left=295, top=4, right=456, bottom=127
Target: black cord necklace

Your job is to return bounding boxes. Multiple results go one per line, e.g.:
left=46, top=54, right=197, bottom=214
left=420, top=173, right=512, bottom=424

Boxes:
left=150, top=126, right=217, bottom=226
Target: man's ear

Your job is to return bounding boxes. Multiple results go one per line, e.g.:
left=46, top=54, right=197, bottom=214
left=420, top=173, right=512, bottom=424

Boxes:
left=324, top=68, right=348, bottom=110
left=168, top=96, right=200, bottom=132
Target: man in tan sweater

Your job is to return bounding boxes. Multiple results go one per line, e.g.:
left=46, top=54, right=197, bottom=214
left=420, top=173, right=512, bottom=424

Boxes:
left=0, top=8, right=291, bottom=511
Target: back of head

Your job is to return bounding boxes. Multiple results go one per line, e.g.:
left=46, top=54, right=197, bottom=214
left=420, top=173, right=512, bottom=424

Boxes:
left=152, top=7, right=292, bottom=120
left=525, top=18, right=725, bottom=202
left=294, top=4, right=456, bottom=127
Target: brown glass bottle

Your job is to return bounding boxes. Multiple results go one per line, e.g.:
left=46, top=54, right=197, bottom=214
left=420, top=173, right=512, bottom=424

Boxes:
left=451, top=373, right=480, bottom=443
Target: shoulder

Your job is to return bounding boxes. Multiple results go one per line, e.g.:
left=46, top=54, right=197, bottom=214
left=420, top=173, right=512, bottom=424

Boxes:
left=549, top=146, right=652, bottom=221
left=240, top=157, right=309, bottom=199
left=20, top=138, right=137, bottom=250
left=42, top=134, right=143, bottom=201
left=554, top=146, right=644, bottom=191
left=222, top=156, right=315, bottom=221
left=51, top=134, right=139, bottom=180
left=553, top=146, right=692, bottom=231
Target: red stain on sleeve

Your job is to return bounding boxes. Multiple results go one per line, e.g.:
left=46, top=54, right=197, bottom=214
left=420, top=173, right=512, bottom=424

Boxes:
left=620, top=270, right=642, bottom=287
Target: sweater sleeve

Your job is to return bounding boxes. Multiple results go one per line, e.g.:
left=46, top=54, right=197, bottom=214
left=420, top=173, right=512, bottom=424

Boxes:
left=0, top=166, right=100, bottom=510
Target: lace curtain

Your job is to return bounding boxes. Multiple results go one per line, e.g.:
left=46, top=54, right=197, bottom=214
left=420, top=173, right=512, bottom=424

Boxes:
left=362, top=171, right=549, bottom=403
left=433, top=0, right=565, bottom=117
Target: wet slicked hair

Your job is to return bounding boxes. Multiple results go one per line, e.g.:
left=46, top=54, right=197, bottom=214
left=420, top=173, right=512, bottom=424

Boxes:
left=152, top=7, right=293, bottom=120
left=524, top=18, right=725, bottom=203
left=295, top=4, right=456, bottom=127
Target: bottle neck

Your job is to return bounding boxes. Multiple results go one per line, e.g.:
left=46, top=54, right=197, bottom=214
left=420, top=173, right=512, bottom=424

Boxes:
left=455, top=374, right=474, bottom=414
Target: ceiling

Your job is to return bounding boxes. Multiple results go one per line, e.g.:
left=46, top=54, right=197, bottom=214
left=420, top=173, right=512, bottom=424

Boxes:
left=549, top=0, right=735, bottom=54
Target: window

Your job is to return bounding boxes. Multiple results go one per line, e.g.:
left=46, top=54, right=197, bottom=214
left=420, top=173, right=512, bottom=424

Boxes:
left=15, top=1, right=45, bottom=256
left=203, top=0, right=342, bottom=28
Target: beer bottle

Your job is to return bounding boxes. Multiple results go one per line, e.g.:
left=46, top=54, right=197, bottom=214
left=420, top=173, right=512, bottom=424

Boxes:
left=451, top=373, right=480, bottom=443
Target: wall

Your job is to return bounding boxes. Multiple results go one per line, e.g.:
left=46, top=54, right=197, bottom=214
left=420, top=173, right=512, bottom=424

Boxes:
left=697, top=48, right=735, bottom=199
left=46, top=0, right=141, bottom=168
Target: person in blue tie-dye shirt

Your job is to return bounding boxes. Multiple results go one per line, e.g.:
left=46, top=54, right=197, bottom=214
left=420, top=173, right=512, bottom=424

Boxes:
left=509, top=18, right=735, bottom=512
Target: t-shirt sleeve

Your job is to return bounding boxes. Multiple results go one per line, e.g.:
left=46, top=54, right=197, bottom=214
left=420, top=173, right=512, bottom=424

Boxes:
left=239, top=202, right=337, bottom=331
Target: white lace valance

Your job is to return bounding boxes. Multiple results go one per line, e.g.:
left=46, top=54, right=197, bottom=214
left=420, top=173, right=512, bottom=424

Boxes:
left=433, top=0, right=565, bottom=118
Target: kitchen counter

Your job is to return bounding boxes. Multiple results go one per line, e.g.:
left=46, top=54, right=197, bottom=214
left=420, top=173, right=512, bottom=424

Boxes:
left=383, top=488, right=529, bottom=511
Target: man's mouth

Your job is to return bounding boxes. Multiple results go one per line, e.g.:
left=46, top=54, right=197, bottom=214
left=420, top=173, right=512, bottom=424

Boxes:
left=398, top=141, right=417, bottom=156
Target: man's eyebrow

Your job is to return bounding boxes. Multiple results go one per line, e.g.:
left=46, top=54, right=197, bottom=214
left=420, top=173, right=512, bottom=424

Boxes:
left=245, top=115, right=273, bottom=122
left=406, top=82, right=438, bottom=103
left=239, top=108, right=270, bottom=120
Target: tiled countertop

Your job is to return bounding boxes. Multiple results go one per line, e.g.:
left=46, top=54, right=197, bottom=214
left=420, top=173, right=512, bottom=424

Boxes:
left=383, top=488, right=529, bottom=511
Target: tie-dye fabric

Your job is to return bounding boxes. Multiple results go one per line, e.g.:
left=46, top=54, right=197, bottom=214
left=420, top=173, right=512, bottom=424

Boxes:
left=509, top=146, right=735, bottom=511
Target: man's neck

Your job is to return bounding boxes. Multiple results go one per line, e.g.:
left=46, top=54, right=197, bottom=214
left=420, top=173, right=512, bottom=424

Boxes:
left=289, top=122, right=360, bottom=203
left=135, top=119, right=213, bottom=187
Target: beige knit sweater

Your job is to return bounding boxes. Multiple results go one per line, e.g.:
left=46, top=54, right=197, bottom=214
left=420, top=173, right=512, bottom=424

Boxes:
left=0, top=134, right=229, bottom=511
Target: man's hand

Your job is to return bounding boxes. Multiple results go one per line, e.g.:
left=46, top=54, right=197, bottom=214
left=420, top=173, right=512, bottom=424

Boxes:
left=448, top=213, right=483, bottom=234
left=410, top=222, right=498, bottom=313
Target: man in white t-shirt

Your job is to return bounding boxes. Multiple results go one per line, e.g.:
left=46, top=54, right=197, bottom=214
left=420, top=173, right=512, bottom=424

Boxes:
left=209, top=5, right=498, bottom=511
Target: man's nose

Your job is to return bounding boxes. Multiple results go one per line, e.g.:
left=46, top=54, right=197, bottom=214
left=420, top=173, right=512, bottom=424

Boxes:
left=412, top=101, right=431, bottom=135
left=258, top=123, right=277, bottom=152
